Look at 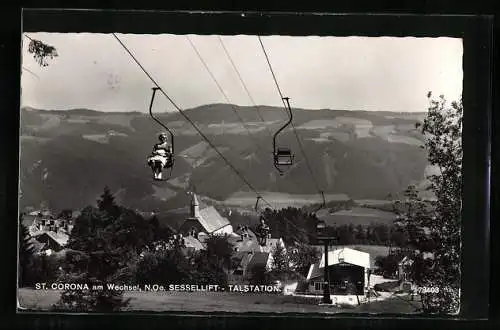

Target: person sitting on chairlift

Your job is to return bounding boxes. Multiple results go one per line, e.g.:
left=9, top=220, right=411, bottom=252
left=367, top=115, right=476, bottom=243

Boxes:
left=256, top=217, right=270, bottom=246
left=147, top=132, right=173, bottom=180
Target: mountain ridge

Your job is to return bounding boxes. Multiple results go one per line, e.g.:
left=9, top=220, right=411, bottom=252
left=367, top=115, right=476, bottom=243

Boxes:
left=21, top=105, right=427, bottom=116
left=19, top=103, right=432, bottom=215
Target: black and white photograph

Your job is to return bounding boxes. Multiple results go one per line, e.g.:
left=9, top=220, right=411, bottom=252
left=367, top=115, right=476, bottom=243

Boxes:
left=17, top=27, right=463, bottom=314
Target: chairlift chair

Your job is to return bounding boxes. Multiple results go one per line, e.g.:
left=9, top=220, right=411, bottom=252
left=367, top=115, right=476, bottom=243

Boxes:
left=272, top=97, right=295, bottom=174
left=147, top=87, right=175, bottom=180
left=274, top=147, right=294, bottom=166
left=255, top=197, right=271, bottom=246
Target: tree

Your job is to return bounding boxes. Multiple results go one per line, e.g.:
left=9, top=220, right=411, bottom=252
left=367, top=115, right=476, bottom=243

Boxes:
left=26, top=36, right=58, bottom=67
left=149, top=215, right=174, bottom=242
left=54, top=187, right=136, bottom=312
left=57, top=209, right=73, bottom=220
left=390, top=224, right=409, bottom=247
left=374, top=252, right=406, bottom=279
left=337, top=225, right=355, bottom=245
left=395, top=93, right=462, bottom=314
left=261, top=207, right=317, bottom=245
left=97, top=186, right=120, bottom=220
left=204, top=234, right=235, bottom=271
left=270, top=244, right=289, bottom=274
left=289, top=243, right=320, bottom=277
left=268, top=243, right=302, bottom=283
left=54, top=213, right=132, bottom=312
left=135, top=247, right=192, bottom=285
left=18, top=222, right=36, bottom=286
left=66, top=206, right=106, bottom=251
left=374, top=224, right=390, bottom=245
left=188, top=234, right=235, bottom=287
left=354, top=224, right=367, bottom=244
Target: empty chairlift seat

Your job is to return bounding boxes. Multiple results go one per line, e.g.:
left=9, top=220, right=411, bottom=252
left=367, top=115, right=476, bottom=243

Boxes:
left=274, top=148, right=294, bottom=166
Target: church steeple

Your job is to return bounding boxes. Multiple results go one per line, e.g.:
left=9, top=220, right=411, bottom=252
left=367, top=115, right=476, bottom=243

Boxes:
left=190, top=191, right=200, bottom=218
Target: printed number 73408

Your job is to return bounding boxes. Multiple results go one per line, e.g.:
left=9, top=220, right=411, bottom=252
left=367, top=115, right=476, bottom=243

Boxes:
left=415, top=286, right=440, bottom=294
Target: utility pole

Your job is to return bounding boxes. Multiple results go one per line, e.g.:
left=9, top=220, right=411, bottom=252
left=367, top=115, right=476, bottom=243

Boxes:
left=317, top=220, right=332, bottom=304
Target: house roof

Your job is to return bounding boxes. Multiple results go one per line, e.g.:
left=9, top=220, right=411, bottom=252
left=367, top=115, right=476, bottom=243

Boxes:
left=21, top=215, right=37, bottom=227
left=307, top=263, right=322, bottom=280
left=233, top=227, right=257, bottom=240
left=233, top=251, right=254, bottom=270
left=261, top=238, right=284, bottom=253
left=32, top=231, right=69, bottom=247
left=197, top=206, right=231, bottom=233
left=399, top=255, right=414, bottom=266
left=247, top=252, right=270, bottom=270
left=234, top=237, right=261, bottom=253
left=318, top=247, right=371, bottom=269
left=183, top=236, right=204, bottom=251
left=30, top=240, right=47, bottom=253
left=197, top=232, right=209, bottom=243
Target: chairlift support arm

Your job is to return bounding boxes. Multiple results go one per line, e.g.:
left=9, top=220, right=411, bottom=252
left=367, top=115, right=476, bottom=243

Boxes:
left=273, top=97, right=293, bottom=153
left=255, top=196, right=262, bottom=212
left=273, top=97, right=293, bottom=173
left=314, top=191, right=326, bottom=213
left=149, top=87, right=174, bottom=154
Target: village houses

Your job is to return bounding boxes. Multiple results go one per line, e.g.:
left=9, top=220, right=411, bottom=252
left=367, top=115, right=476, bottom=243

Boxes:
left=177, top=192, right=287, bottom=280
left=21, top=209, right=78, bottom=255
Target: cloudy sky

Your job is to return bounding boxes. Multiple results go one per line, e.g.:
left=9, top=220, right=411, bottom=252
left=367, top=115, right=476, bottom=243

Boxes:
left=21, top=33, right=463, bottom=113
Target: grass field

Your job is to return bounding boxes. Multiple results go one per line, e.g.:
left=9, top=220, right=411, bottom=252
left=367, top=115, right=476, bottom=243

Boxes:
left=224, top=191, right=351, bottom=209
left=18, top=288, right=421, bottom=314
left=317, top=207, right=396, bottom=226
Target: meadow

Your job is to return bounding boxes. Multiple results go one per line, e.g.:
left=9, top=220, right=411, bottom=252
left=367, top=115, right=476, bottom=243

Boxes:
left=18, top=288, right=420, bottom=314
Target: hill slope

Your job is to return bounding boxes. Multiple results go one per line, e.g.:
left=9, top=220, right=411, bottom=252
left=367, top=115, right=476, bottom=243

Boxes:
left=19, top=104, right=431, bottom=213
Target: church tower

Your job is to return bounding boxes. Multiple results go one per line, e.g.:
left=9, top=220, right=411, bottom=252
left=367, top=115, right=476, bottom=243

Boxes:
left=190, top=192, right=200, bottom=219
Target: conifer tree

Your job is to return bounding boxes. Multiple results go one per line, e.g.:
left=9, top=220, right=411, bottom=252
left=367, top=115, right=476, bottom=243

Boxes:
left=53, top=187, right=131, bottom=312
left=18, top=221, right=35, bottom=287
left=97, top=186, right=120, bottom=220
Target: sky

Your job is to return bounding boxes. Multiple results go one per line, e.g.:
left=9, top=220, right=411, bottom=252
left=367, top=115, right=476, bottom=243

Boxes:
left=21, top=33, right=463, bottom=113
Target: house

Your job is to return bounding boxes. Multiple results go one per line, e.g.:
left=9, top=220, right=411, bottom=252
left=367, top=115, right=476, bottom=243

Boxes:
left=32, top=231, right=69, bottom=254
left=228, top=225, right=289, bottom=281
left=232, top=250, right=272, bottom=277
left=306, top=247, right=371, bottom=296
left=183, top=234, right=205, bottom=251
left=230, top=226, right=260, bottom=252
left=180, top=193, right=233, bottom=236
left=21, top=209, right=76, bottom=237
left=231, top=227, right=285, bottom=254
left=247, top=251, right=272, bottom=273
left=261, top=237, right=286, bottom=254
left=30, top=239, right=48, bottom=254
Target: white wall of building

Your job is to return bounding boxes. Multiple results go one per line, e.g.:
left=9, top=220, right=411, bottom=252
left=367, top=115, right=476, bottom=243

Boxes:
left=213, top=224, right=233, bottom=236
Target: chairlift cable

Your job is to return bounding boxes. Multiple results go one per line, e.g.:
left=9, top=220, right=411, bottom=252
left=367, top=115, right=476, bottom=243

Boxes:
left=217, top=36, right=275, bottom=141
left=112, top=33, right=276, bottom=210
left=114, top=33, right=314, bottom=241
left=149, top=87, right=175, bottom=155
left=258, top=35, right=324, bottom=205
left=186, top=36, right=264, bottom=155
left=219, top=38, right=321, bottom=208
left=256, top=36, right=292, bottom=119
